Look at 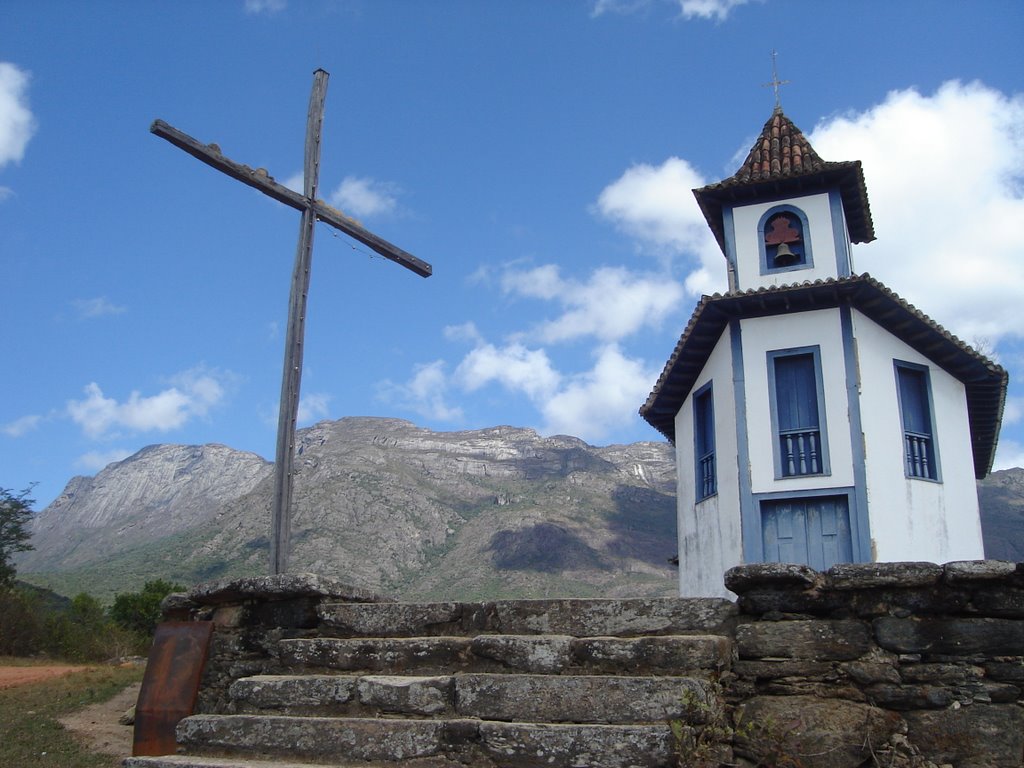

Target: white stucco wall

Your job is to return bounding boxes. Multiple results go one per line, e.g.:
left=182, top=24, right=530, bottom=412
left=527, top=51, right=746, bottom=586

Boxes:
left=852, top=311, right=984, bottom=561
left=738, top=308, right=854, bottom=495
left=730, top=192, right=843, bottom=292
left=674, top=327, right=741, bottom=598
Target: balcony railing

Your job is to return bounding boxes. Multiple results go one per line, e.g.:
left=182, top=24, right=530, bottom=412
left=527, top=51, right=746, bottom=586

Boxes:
left=780, top=429, right=821, bottom=476
left=697, top=451, right=716, bottom=499
left=904, top=431, right=935, bottom=479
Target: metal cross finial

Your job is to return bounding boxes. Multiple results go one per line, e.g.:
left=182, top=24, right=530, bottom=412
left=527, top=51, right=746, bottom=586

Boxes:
left=762, top=49, right=790, bottom=110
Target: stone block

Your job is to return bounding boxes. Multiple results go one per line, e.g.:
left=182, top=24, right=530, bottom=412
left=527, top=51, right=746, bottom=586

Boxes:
left=841, top=660, right=901, bottom=685
left=864, top=683, right=958, bottom=710
left=476, top=721, right=673, bottom=768
left=732, top=659, right=835, bottom=680
left=318, top=601, right=465, bottom=636
left=228, top=674, right=355, bottom=711
left=873, top=617, right=1024, bottom=656
left=571, top=634, right=731, bottom=674
left=736, top=620, right=872, bottom=661
left=469, top=634, right=572, bottom=673
left=357, top=674, right=453, bottom=715
left=725, top=563, right=820, bottom=594
left=733, top=695, right=902, bottom=768
left=826, top=562, right=942, bottom=590
left=455, top=673, right=712, bottom=724
left=279, top=636, right=471, bottom=673
left=177, top=714, right=445, bottom=761
left=942, top=559, right=1018, bottom=583
left=187, top=573, right=387, bottom=606
left=493, top=597, right=736, bottom=636
left=904, top=703, right=1024, bottom=767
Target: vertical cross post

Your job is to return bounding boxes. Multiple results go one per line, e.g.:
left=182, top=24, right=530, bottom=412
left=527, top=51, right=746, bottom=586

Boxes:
left=270, top=70, right=328, bottom=575
left=150, top=69, right=432, bottom=577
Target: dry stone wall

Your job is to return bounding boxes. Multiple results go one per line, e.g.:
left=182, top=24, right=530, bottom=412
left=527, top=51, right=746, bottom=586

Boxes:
left=160, top=561, right=1023, bottom=767
left=724, top=560, right=1024, bottom=767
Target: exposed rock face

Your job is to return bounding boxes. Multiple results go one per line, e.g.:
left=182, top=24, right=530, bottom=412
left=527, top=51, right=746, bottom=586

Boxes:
left=978, top=466, right=1024, bottom=561
left=20, top=443, right=271, bottom=572
left=18, top=418, right=1021, bottom=602
left=20, top=418, right=678, bottom=601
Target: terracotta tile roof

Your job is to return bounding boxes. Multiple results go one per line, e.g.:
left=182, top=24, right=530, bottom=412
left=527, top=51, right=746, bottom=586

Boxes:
left=733, top=108, right=827, bottom=180
left=639, top=274, right=1006, bottom=479
left=694, top=108, right=876, bottom=251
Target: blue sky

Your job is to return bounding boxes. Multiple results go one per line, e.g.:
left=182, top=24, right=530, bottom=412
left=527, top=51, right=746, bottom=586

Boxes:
left=2, top=0, right=1023, bottom=509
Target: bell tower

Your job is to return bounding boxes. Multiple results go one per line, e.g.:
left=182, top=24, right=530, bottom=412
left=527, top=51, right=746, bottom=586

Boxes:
left=694, top=107, right=869, bottom=294
left=641, top=108, right=1006, bottom=598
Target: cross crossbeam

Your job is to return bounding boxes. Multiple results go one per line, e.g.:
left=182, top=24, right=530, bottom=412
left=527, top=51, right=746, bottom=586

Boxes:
left=151, top=69, right=431, bottom=575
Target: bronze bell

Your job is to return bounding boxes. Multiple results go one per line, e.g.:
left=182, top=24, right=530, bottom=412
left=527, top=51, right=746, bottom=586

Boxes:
left=774, top=242, right=799, bottom=266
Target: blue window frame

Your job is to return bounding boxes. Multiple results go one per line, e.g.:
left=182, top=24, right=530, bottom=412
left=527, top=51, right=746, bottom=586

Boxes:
left=895, top=361, right=941, bottom=481
left=768, top=347, right=830, bottom=478
left=693, top=382, right=716, bottom=501
left=758, top=205, right=813, bottom=275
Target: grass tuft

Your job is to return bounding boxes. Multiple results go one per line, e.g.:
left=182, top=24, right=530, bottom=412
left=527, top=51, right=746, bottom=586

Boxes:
left=0, top=663, right=144, bottom=768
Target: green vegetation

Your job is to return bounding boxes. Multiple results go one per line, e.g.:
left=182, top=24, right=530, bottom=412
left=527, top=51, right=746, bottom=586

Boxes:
left=1, top=486, right=35, bottom=587
left=0, top=663, right=143, bottom=768
left=0, top=579, right=183, bottom=661
left=110, top=579, right=183, bottom=636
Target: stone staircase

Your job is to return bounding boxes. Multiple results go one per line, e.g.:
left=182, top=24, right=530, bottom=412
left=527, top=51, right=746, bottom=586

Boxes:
left=125, top=589, right=737, bottom=768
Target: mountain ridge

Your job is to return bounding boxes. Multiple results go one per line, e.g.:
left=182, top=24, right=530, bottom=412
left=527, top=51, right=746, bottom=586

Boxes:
left=17, top=417, right=1022, bottom=601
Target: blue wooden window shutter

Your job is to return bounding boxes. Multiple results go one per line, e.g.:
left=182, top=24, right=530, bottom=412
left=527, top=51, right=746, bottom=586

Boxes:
left=772, top=352, right=825, bottom=476
left=895, top=362, right=940, bottom=480
left=693, top=383, right=716, bottom=500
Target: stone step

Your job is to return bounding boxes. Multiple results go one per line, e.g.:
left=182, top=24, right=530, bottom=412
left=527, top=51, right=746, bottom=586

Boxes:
left=123, top=756, right=396, bottom=768
left=318, top=597, right=736, bottom=638
left=176, top=714, right=676, bottom=768
left=229, top=672, right=716, bottom=724
left=279, top=633, right=730, bottom=676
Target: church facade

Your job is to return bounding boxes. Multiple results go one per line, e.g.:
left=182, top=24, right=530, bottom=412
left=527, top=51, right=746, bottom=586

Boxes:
left=640, top=109, right=1007, bottom=598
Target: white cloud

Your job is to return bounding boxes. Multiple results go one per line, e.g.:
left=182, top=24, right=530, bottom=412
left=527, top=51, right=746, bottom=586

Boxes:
left=282, top=171, right=304, bottom=193
left=380, top=360, right=463, bottom=422
left=2, top=414, right=41, bottom=437
left=67, top=367, right=229, bottom=439
left=75, top=448, right=133, bottom=473
left=502, top=264, right=685, bottom=343
left=393, top=333, right=656, bottom=443
left=454, top=342, right=561, bottom=401
left=590, top=0, right=653, bottom=16
left=0, top=62, right=35, bottom=168
left=244, top=0, right=286, bottom=14
left=810, top=81, right=1024, bottom=344
left=590, top=0, right=751, bottom=20
left=329, top=176, right=398, bottom=219
left=73, top=296, right=127, bottom=319
left=676, top=0, right=750, bottom=21
left=595, top=157, right=724, bottom=295
left=297, top=392, right=331, bottom=424
left=540, top=345, right=657, bottom=441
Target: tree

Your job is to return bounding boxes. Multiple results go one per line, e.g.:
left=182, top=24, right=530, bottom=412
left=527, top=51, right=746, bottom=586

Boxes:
left=0, top=486, right=35, bottom=588
left=110, top=579, right=184, bottom=636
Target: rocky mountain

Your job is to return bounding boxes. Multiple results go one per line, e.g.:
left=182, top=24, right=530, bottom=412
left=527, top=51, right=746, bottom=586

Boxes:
left=18, top=418, right=679, bottom=601
left=17, top=418, right=1022, bottom=602
left=977, top=466, right=1024, bottom=562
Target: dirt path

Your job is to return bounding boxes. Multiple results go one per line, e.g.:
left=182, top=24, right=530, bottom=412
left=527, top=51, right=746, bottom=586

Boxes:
left=58, top=681, right=141, bottom=758
left=0, top=665, right=140, bottom=758
left=0, top=664, right=92, bottom=689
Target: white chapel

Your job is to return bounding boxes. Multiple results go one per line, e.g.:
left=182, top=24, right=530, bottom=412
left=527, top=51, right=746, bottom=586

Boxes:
left=640, top=108, right=1008, bottom=598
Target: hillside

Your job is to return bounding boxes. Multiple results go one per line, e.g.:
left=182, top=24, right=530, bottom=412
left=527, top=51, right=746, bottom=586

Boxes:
left=17, top=418, right=1021, bottom=602
left=18, top=418, right=678, bottom=601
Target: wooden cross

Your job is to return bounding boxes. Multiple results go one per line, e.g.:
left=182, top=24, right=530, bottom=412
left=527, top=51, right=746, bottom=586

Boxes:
left=151, top=69, right=432, bottom=576
left=762, top=49, right=790, bottom=110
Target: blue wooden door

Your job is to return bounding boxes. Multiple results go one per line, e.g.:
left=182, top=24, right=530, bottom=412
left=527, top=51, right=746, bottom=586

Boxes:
left=761, top=496, right=853, bottom=569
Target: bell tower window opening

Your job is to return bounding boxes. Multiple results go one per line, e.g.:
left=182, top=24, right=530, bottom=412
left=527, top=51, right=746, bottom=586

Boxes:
left=758, top=205, right=812, bottom=275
